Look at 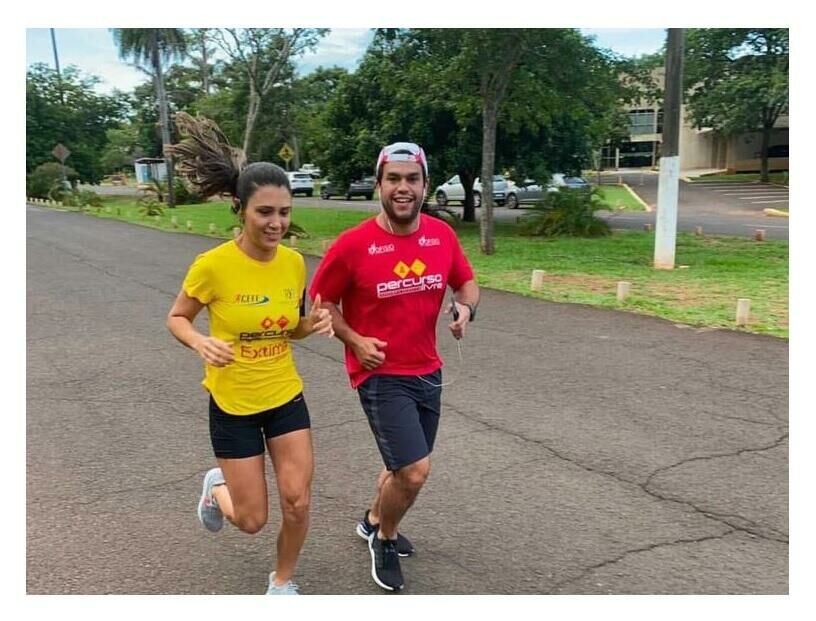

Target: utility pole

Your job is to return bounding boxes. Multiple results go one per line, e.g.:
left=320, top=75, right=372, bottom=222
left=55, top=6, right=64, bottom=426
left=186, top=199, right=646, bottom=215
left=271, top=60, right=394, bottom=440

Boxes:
left=653, top=28, right=685, bottom=270
left=50, top=28, right=64, bottom=104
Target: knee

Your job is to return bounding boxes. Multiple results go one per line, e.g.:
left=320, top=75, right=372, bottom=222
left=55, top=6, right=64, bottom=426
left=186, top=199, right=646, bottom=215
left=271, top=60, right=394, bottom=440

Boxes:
left=280, top=491, right=311, bottom=525
left=397, top=460, right=430, bottom=492
left=233, top=511, right=267, bottom=535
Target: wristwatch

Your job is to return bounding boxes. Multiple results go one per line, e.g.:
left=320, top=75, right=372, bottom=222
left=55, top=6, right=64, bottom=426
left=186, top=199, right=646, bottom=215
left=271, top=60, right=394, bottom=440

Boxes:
left=464, top=302, right=477, bottom=322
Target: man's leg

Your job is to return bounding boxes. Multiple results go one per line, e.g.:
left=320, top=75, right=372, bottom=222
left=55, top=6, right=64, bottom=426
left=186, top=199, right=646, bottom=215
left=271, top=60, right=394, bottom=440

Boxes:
left=377, top=457, right=430, bottom=540
left=367, top=467, right=391, bottom=524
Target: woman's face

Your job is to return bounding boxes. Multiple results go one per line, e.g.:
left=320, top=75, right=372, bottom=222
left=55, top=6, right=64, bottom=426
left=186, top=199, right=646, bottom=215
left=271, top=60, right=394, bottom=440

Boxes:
left=240, top=184, right=292, bottom=255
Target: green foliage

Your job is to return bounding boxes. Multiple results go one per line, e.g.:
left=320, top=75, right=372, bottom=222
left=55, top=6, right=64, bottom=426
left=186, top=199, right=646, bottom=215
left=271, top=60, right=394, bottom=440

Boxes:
left=137, top=194, right=165, bottom=217
left=684, top=29, right=788, bottom=134
left=26, top=64, right=126, bottom=183
left=61, top=189, right=105, bottom=210
left=140, top=178, right=204, bottom=205
left=26, top=162, right=78, bottom=199
left=519, top=188, right=611, bottom=238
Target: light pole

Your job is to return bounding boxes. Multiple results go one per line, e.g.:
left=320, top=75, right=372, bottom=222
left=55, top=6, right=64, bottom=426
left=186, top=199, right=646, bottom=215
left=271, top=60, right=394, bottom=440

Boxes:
left=653, top=28, right=685, bottom=270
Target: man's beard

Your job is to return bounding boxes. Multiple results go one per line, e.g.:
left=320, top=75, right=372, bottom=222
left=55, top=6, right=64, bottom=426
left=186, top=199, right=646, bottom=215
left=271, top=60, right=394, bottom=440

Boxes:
left=381, top=193, right=423, bottom=225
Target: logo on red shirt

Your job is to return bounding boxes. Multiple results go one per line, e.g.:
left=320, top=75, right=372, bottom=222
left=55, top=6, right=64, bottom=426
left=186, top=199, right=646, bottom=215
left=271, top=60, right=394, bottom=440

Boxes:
left=377, top=258, right=443, bottom=298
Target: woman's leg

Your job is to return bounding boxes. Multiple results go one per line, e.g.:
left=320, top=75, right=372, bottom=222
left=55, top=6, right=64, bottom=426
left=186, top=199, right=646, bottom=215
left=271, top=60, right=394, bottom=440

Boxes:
left=266, top=428, right=314, bottom=584
left=212, top=455, right=268, bottom=534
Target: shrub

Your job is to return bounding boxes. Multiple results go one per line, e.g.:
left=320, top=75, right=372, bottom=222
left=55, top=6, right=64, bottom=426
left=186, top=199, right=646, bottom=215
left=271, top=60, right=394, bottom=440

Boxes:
left=26, top=162, right=78, bottom=199
left=61, top=189, right=104, bottom=210
left=519, top=187, right=611, bottom=238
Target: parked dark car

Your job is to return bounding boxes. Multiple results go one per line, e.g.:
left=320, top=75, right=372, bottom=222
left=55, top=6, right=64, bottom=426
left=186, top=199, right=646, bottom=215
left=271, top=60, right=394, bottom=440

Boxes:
left=320, top=176, right=375, bottom=200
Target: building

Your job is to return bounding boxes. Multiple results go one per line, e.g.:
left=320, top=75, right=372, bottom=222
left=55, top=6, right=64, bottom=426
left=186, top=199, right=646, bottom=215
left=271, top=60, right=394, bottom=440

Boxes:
left=601, top=68, right=789, bottom=173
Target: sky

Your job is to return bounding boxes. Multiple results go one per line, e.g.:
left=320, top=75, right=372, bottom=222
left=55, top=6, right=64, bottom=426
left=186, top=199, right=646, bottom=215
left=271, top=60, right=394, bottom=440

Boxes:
left=26, top=28, right=667, bottom=95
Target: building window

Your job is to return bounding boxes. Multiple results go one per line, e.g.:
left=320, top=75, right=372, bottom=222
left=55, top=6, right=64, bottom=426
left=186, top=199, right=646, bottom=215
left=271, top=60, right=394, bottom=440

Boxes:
left=628, top=109, right=657, bottom=135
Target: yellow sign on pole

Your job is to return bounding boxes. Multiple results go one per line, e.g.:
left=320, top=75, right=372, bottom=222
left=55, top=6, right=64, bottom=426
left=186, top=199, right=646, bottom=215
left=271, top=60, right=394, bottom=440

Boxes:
left=278, top=143, right=295, bottom=163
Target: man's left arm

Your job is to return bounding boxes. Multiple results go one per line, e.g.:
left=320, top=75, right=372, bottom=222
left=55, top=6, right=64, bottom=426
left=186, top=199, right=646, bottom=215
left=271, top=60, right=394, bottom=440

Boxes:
left=448, top=279, right=480, bottom=340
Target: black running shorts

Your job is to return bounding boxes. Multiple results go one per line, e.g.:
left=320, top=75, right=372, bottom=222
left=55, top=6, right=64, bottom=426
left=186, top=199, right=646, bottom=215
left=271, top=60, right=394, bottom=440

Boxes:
left=357, top=370, right=442, bottom=472
left=208, top=393, right=311, bottom=459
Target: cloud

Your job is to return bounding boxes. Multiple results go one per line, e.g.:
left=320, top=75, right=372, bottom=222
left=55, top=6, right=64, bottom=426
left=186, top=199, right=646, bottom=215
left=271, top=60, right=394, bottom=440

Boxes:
left=296, top=28, right=374, bottom=74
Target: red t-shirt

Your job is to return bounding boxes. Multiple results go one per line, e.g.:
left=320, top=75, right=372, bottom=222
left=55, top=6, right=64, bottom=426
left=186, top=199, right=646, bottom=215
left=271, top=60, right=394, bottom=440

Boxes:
left=309, top=215, right=475, bottom=388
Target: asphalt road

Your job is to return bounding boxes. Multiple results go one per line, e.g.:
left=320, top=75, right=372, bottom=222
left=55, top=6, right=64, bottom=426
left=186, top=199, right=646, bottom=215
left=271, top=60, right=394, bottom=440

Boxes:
left=27, top=204, right=788, bottom=594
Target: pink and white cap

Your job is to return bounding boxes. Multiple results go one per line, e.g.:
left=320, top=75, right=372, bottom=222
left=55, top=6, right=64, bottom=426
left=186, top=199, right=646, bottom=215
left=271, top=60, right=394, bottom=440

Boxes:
left=375, top=142, right=428, bottom=179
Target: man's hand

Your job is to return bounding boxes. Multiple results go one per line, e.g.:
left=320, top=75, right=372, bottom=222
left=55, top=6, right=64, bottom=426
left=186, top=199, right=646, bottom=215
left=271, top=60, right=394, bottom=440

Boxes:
left=446, top=300, right=471, bottom=340
left=308, top=294, right=334, bottom=337
left=351, top=336, right=388, bottom=370
left=194, top=336, right=235, bottom=367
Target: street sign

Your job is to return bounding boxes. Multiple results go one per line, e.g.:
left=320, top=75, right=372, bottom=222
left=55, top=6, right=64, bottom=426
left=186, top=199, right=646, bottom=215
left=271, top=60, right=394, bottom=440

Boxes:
left=52, top=143, right=71, bottom=163
left=278, top=143, right=295, bottom=163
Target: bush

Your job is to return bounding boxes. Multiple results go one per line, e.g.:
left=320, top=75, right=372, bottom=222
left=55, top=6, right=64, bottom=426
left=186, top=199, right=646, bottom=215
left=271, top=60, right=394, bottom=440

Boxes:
left=519, top=187, right=611, bottom=238
left=26, top=162, right=78, bottom=199
left=141, top=178, right=204, bottom=205
left=61, top=189, right=104, bottom=210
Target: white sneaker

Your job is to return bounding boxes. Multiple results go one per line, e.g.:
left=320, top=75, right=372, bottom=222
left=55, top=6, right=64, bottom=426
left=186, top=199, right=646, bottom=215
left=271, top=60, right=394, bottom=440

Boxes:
left=197, top=467, right=225, bottom=532
left=266, top=571, right=300, bottom=595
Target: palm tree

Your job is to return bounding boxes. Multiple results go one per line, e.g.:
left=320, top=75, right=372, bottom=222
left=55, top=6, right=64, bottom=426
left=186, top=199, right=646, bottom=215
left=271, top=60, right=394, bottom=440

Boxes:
left=112, top=29, right=187, bottom=208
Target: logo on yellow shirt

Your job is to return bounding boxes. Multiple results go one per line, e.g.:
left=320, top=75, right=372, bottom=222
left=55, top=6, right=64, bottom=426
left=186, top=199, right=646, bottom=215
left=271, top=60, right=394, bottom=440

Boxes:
left=234, top=293, right=270, bottom=306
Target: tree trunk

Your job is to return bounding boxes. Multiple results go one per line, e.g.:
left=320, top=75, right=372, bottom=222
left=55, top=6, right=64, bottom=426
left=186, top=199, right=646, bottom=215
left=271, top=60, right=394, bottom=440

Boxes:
left=460, top=170, right=477, bottom=222
left=153, top=37, right=175, bottom=208
left=760, top=122, right=771, bottom=183
left=291, top=132, right=301, bottom=170
left=480, top=98, right=498, bottom=255
left=200, top=35, right=210, bottom=95
left=243, top=87, right=261, bottom=158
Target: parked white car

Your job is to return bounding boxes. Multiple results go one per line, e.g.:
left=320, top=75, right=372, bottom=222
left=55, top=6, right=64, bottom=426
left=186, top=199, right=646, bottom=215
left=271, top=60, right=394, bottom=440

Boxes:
left=286, top=171, right=315, bottom=197
left=299, top=163, right=322, bottom=179
left=434, top=174, right=509, bottom=207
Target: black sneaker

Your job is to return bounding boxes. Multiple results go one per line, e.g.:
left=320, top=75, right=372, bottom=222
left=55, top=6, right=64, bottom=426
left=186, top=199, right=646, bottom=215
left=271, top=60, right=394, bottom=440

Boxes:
left=355, top=510, right=415, bottom=557
left=368, top=534, right=404, bottom=591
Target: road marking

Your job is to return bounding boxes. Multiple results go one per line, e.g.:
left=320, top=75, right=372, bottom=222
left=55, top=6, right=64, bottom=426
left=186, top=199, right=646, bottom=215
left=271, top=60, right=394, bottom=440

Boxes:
left=718, top=189, right=788, bottom=194
left=738, top=195, right=789, bottom=200
left=751, top=200, right=789, bottom=204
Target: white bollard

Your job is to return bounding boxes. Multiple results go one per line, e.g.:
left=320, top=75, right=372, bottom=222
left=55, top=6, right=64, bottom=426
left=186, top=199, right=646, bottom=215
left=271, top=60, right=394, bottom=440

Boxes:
left=643, top=223, right=652, bottom=232
left=208, top=223, right=216, bottom=234
left=530, top=269, right=545, bottom=292
left=171, top=216, right=178, bottom=227
left=289, top=235, right=297, bottom=247
left=322, top=239, right=332, bottom=252
left=694, top=226, right=703, bottom=236
left=754, top=229, right=766, bottom=242
left=736, top=298, right=751, bottom=326
left=186, top=220, right=193, bottom=231
left=617, top=281, right=631, bottom=302
left=233, top=226, right=241, bottom=239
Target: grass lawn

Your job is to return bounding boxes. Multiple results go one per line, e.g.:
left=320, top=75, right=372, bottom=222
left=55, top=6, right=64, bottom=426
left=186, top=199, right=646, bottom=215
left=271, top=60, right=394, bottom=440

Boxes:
left=695, top=172, right=789, bottom=186
left=60, top=196, right=788, bottom=338
left=594, top=185, right=647, bottom=211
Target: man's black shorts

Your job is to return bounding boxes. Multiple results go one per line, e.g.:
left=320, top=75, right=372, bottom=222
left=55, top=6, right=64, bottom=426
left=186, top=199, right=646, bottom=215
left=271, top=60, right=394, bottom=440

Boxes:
left=208, top=393, right=311, bottom=459
left=357, top=370, right=442, bottom=471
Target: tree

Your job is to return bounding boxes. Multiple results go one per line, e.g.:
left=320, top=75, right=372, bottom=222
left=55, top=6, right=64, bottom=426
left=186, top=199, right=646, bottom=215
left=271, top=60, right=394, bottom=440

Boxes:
left=211, top=28, right=328, bottom=157
left=99, top=124, right=147, bottom=174
left=412, top=28, right=626, bottom=253
left=684, top=28, right=788, bottom=182
left=187, top=29, right=217, bottom=95
left=27, top=64, right=125, bottom=183
left=111, top=28, right=188, bottom=207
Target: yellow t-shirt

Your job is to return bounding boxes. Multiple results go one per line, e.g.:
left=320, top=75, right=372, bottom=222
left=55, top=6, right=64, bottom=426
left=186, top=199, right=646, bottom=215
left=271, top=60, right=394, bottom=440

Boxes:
left=182, top=240, right=305, bottom=415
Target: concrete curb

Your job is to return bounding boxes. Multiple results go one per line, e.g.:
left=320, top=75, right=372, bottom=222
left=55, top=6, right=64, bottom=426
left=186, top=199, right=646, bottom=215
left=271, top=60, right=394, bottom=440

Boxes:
left=621, top=183, right=653, bottom=212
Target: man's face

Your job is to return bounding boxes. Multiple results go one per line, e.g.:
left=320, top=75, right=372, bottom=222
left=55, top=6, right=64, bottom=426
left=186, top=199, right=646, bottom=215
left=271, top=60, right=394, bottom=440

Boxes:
left=378, top=161, right=427, bottom=225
